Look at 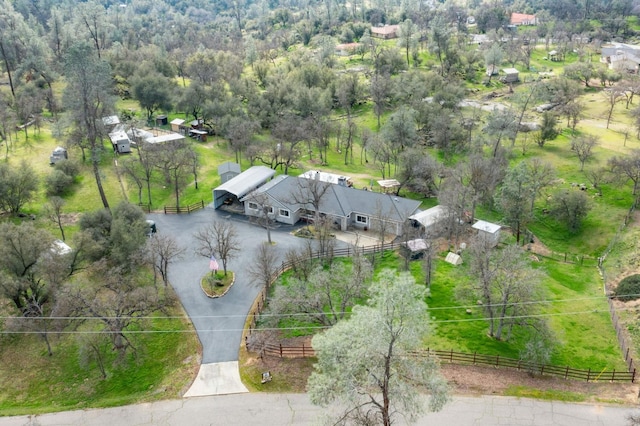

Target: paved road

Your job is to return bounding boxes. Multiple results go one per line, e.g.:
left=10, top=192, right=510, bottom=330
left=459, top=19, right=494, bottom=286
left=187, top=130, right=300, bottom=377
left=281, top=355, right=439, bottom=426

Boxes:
left=148, top=207, right=345, bottom=364
left=1, top=394, right=635, bottom=426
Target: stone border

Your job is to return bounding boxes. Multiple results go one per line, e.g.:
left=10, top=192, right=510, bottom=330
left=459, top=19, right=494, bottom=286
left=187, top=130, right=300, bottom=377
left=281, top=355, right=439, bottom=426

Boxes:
left=200, top=272, right=235, bottom=299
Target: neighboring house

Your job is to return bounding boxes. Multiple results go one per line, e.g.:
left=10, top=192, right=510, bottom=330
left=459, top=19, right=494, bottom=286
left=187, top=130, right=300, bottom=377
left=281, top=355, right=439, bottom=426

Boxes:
left=218, top=161, right=241, bottom=183
left=300, top=170, right=352, bottom=187
left=108, top=130, right=132, bottom=153
left=335, top=43, right=361, bottom=56
left=472, top=220, right=501, bottom=247
left=239, top=175, right=421, bottom=236
left=144, top=133, right=186, bottom=145
left=502, top=68, right=519, bottom=83
left=408, top=205, right=448, bottom=236
left=601, top=42, right=640, bottom=73
left=371, top=24, right=399, bottom=39
left=510, top=13, right=537, bottom=26
left=212, top=165, right=276, bottom=209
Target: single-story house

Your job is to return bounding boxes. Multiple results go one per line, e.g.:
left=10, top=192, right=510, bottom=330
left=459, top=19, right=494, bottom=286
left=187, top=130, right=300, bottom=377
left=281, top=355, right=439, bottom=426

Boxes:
left=602, top=43, right=640, bottom=73
left=170, top=118, right=185, bottom=133
left=510, top=13, right=537, bottom=26
left=212, top=165, right=276, bottom=209
left=472, top=220, right=501, bottom=247
left=145, top=133, right=186, bottom=145
left=371, top=24, right=399, bottom=39
left=218, top=161, right=241, bottom=183
left=108, top=130, right=132, bottom=153
left=409, top=205, right=448, bottom=236
left=502, top=68, right=519, bottom=83
left=239, top=175, right=421, bottom=236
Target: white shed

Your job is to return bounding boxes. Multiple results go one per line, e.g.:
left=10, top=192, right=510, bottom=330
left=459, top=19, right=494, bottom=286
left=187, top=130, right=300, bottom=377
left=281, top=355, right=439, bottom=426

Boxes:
left=502, top=68, right=519, bottom=83
left=109, top=130, right=132, bottom=153
left=409, top=205, right=448, bottom=236
left=49, top=146, right=68, bottom=164
left=472, top=220, right=501, bottom=247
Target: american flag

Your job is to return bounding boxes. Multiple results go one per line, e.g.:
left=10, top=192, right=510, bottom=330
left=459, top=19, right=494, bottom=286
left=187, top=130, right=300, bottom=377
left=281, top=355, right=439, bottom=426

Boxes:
left=209, top=255, right=219, bottom=271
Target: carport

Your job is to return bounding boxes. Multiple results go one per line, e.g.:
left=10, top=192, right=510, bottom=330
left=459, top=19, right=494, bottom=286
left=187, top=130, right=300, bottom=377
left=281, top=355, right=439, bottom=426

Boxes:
left=212, top=166, right=276, bottom=209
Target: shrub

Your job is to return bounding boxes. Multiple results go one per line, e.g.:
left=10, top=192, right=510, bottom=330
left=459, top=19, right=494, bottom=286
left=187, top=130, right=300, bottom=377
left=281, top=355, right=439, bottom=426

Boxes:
left=45, top=170, right=73, bottom=196
left=614, top=274, right=640, bottom=301
left=54, top=160, right=80, bottom=180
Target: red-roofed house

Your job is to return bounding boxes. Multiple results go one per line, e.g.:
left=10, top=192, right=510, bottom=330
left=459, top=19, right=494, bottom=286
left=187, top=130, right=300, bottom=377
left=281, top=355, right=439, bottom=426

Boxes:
left=510, top=13, right=537, bottom=26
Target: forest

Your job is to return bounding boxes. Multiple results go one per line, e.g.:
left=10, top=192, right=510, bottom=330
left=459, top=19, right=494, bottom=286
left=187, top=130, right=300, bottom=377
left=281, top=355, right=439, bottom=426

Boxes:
left=2, top=0, right=640, bottom=415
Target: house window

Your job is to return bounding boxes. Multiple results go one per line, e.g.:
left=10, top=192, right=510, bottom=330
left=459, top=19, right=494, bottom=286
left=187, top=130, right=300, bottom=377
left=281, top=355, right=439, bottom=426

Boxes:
left=248, top=202, right=258, bottom=210
left=267, top=206, right=274, bottom=214
left=279, top=208, right=290, bottom=217
left=356, top=215, right=368, bottom=224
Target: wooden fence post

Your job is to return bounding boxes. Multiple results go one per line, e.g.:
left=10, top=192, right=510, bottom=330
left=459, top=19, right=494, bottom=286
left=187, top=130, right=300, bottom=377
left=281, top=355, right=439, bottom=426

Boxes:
left=587, top=368, right=591, bottom=382
left=565, top=366, right=569, bottom=379
left=632, top=369, right=636, bottom=383
left=279, top=343, right=283, bottom=358
left=302, top=343, right=306, bottom=357
left=495, top=355, right=500, bottom=367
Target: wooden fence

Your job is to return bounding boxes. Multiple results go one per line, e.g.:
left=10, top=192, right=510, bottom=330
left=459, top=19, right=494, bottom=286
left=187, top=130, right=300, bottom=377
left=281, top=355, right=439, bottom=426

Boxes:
left=163, top=200, right=204, bottom=214
left=244, top=338, right=636, bottom=383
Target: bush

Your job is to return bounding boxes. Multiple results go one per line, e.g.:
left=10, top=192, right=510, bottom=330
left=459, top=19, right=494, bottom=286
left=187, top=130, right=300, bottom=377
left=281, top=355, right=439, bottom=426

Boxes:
left=615, top=274, right=640, bottom=301
left=54, top=160, right=80, bottom=180
left=45, top=170, right=73, bottom=196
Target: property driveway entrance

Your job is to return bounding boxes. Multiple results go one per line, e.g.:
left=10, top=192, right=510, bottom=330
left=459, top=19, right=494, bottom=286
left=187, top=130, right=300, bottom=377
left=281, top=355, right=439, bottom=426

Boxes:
left=147, top=207, right=347, bottom=395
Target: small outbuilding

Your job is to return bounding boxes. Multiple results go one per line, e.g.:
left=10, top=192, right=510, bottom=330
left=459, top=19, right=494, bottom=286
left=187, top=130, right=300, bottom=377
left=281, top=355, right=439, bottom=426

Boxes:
left=170, top=118, right=185, bottom=133
left=409, top=205, right=448, bottom=236
left=401, top=238, right=430, bottom=259
left=445, top=252, right=463, bottom=266
left=213, top=166, right=276, bottom=209
left=156, top=115, right=168, bottom=126
left=472, top=220, right=501, bottom=247
left=102, top=115, right=120, bottom=132
left=502, top=68, right=519, bottom=83
left=109, top=130, right=132, bottom=153
left=49, top=146, right=68, bottom=165
left=218, top=161, right=241, bottom=183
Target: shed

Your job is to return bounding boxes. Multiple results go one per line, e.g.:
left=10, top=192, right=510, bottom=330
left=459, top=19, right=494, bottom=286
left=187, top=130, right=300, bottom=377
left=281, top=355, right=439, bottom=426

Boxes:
left=109, top=130, right=132, bottom=153
left=49, top=146, right=68, bottom=164
left=445, top=252, right=463, bottom=265
left=102, top=115, right=120, bottom=131
left=548, top=50, right=559, bottom=61
left=188, top=128, right=208, bottom=142
left=409, top=205, right=448, bottom=236
left=156, top=115, right=168, bottom=126
left=51, top=239, right=72, bottom=256
left=212, top=166, right=276, bottom=209
left=502, top=68, right=519, bottom=83
left=472, top=220, right=501, bottom=247
left=170, top=118, right=185, bottom=133
left=218, top=161, right=241, bottom=183
left=401, top=238, right=429, bottom=259
left=371, top=24, right=399, bottom=39
left=377, top=179, right=400, bottom=193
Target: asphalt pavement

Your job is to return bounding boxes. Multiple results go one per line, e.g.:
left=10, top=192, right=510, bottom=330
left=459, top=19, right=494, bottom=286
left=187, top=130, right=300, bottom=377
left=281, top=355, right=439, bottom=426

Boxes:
left=1, top=394, right=636, bottom=426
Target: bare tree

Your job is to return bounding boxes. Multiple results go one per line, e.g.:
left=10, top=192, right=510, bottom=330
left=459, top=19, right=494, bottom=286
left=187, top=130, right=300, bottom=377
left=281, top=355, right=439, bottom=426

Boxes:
left=584, top=167, right=610, bottom=196
left=146, top=234, right=185, bottom=286
left=248, top=242, right=279, bottom=290
left=571, top=135, right=598, bottom=171
left=243, top=190, right=276, bottom=244
left=468, top=241, right=543, bottom=340
left=290, top=175, right=332, bottom=225
left=608, top=150, right=640, bottom=196
left=45, top=196, right=66, bottom=241
left=193, top=219, right=240, bottom=276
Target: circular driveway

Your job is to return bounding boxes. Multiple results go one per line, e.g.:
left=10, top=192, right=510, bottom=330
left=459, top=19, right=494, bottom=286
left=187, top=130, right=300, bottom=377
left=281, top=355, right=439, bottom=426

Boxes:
left=148, top=207, right=340, bottom=364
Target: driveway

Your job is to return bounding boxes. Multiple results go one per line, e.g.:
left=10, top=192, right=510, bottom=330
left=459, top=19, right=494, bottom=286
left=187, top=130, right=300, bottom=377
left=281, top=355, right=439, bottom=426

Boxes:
left=148, top=207, right=350, bottom=395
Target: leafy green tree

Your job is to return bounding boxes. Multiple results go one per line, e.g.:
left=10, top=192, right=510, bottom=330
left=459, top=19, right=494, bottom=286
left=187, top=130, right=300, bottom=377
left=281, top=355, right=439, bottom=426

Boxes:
left=0, top=160, right=39, bottom=214
left=549, top=189, right=591, bottom=233
left=608, top=150, right=640, bottom=196
left=534, top=111, right=559, bottom=147
left=571, top=134, right=598, bottom=171
left=496, top=162, right=534, bottom=244
left=308, top=270, right=449, bottom=426
left=484, top=43, right=504, bottom=84
left=564, top=62, right=595, bottom=87
left=397, top=18, right=419, bottom=66
left=131, top=71, right=174, bottom=121
left=63, top=41, right=115, bottom=210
